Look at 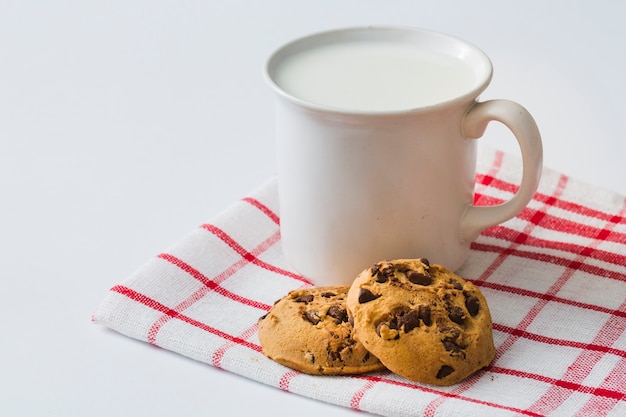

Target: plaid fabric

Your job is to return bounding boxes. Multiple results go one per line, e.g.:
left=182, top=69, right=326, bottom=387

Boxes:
left=93, top=145, right=626, bottom=417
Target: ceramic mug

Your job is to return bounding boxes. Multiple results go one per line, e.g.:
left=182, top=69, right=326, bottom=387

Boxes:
left=265, top=26, right=542, bottom=286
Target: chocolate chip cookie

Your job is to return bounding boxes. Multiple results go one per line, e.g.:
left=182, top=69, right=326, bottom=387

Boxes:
left=258, top=286, right=385, bottom=375
left=346, top=259, right=495, bottom=386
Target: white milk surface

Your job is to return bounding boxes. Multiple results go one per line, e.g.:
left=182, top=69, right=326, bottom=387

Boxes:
left=274, top=41, right=477, bottom=112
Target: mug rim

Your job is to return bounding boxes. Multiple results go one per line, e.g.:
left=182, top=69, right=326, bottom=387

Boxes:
left=265, top=26, right=494, bottom=116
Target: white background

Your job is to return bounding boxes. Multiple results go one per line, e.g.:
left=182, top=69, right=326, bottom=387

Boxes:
left=1, top=1, right=625, bottom=416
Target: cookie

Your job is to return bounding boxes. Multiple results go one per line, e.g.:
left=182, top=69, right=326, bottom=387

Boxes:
left=346, top=259, right=495, bottom=386
left=258, top=286, right=385, bottom=375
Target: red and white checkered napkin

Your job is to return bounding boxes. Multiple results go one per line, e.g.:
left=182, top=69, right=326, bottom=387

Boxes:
left=93, top=146, right=626, bottom=417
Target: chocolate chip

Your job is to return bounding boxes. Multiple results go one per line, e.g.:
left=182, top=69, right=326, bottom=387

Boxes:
left=406, top=270, right=432, bottom=286
left=375, top=321, right=399, bottom=340
left=450, top=279, right=463, bottom=290
left=328, top=347, right=342, bottom=361
left=363, top=351, right=371, bottom=363
left=397, top=309, right=420, bottom=333
left=374, top=265, right=396, bottom=283
left=419, top=258, right=430, bottom=267
left=303, top=310, right=321, bottom=325
left=465, top=295, right=480, bottom=316
left=295, top=294, right=314, bottom=303
left=442, top=339, right=463, bottom=353
left=258, top=313, right=268, bottom=321
left=375, top=273, right=388, bottom=283
left=327, top=305, right=348, bottom=323
left=436, top=365, right=455, bottom=379
left=418, top=305, right=432, bottom=326
left=358, top=288, right=381, bottom=303
left=321, top=291, right=336, bottom=298
left=438, top=325, right=461, bottom=339
left=447, top=305, right=465, bottom=324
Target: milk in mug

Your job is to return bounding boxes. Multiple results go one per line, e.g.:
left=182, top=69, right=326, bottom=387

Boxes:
left=272, top=41, right=479, bottom=112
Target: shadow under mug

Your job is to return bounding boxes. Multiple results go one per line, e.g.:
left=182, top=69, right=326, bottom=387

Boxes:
left=265, top=26, right=543, bottom=286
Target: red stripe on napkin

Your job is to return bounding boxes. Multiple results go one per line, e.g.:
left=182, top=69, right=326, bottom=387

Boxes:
left=157, top=252, right=273, bottom=311
left=110, top=285, right=262, bottom=353
left=200, top=223, right=310, bottom=284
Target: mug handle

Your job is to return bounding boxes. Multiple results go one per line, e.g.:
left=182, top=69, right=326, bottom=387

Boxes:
left=460, top=99, right=543, bottom=242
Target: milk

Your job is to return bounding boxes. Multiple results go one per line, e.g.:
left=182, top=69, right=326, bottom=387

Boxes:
left=273, top=41, right=477, bottom=112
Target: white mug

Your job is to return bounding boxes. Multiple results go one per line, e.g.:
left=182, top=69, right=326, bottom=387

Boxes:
left=265, top=26, right=542, bottom=286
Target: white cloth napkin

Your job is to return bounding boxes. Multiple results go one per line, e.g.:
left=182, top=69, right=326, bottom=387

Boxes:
left=93, top=145, right=626, bottom=417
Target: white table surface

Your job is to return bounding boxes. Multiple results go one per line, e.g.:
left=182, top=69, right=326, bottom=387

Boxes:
left=2, top=1, right=625, bottom=416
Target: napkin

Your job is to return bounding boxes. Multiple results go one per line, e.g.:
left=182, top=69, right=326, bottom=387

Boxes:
left=93, top=145, right=626, bottom=417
